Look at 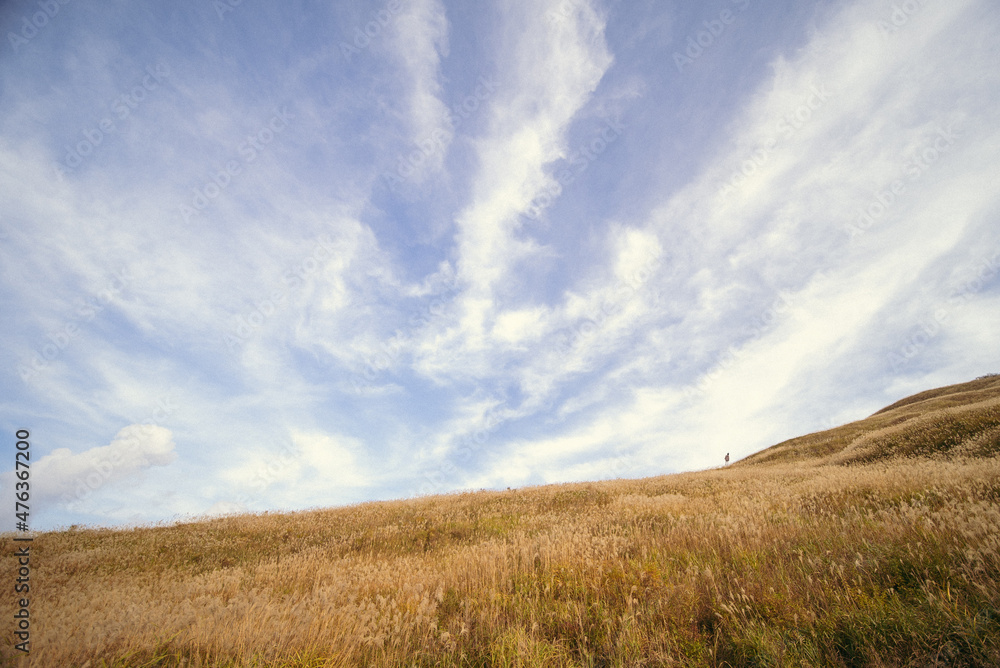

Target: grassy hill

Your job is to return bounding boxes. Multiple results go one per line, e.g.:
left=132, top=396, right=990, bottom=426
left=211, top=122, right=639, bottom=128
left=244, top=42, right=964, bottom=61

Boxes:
left=3, top=376, right=1000, bottom=667
left=740, top=374, right=1000, bottom=466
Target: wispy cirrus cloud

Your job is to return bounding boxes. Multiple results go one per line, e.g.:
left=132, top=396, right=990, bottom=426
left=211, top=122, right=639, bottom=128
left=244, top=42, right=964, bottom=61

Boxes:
left=1, top=0, right=998, bottom=530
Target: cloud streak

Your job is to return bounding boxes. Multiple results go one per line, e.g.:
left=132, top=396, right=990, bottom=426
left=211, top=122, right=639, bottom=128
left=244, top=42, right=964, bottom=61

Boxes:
left=1, top=0, right=998, bottom=530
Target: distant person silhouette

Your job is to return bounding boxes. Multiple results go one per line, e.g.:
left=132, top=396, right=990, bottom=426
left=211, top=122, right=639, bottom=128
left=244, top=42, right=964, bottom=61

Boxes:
left=725, top=452, right=730, bottom=465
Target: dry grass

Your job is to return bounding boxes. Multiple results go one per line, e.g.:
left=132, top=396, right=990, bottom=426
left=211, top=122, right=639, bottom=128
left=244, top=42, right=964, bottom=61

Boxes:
left=2, top=377, right=999, bottom=666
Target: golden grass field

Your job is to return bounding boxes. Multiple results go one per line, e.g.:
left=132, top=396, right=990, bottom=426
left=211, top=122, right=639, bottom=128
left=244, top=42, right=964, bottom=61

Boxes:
left=2, top=375, right=999, bottom=666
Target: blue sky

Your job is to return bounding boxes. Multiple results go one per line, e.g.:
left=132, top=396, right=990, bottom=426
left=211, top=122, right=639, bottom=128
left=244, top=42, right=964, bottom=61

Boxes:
left=1, top=0, right=998, bottom=531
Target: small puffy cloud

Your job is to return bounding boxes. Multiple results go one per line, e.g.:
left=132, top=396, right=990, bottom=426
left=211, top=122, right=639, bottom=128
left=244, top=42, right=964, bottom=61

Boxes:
left=14, top=425, right=177, bottom=507
left=493, top=307, right=549, bottom=345
left=613, top=226, right=663, bottom=285
left=292, top=429, right=368, bottom=487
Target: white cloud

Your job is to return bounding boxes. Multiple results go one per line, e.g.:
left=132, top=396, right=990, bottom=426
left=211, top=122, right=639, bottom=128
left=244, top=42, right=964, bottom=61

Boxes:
left=292, top=429, right=368, bottom=488
left=4, top=0, right=999, bottom=530
left=385, top=0, right=452, bottom=181
left=450, top=0, right=1000, bottom=482
left=409, top=0, right=615, bottom=384
left=202, top=500, right=248, bottom=517
left=11, top=425, right=177, bottom=508
left=492, top=306, right=549, bottom=345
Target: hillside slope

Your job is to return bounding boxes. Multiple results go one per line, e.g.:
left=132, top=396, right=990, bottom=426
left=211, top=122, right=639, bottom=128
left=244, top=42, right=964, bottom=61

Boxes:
left=739, top=374, right=1000, bottom=466
left=2, top=376, right=999, bottom=666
